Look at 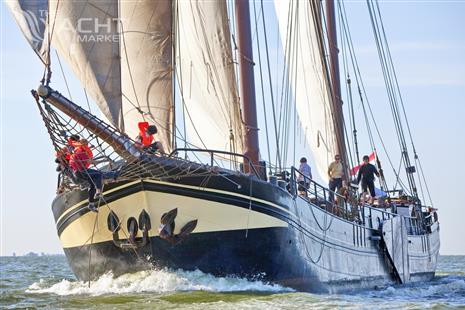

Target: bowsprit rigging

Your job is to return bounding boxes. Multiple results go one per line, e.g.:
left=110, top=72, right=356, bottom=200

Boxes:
left=8, top=0, right=439, bottom=293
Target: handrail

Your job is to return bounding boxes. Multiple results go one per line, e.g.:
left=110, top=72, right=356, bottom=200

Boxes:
left=168, top=148, right=261, bottom=179
left=289, top=166, right=431, bottom=233
left=291, top=167, right=352, bottom=220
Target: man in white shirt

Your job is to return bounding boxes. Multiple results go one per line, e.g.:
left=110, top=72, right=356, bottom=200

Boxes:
left=328, top=154, right=344, bottom=202
left=297, top=157, right=312, bottom=195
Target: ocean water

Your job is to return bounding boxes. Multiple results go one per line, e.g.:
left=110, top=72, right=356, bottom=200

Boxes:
left=1, top=255, right=464, bottom=309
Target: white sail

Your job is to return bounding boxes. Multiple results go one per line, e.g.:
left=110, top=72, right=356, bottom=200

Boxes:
left=6, top=1, right=49, bottom=63
left=275, top=0, right=337, bottom=182
left=118, top=0, right=173, bottom=152
left=175, top=0, right=244, bottom=154
left=46, top=0, right=124, bottom=130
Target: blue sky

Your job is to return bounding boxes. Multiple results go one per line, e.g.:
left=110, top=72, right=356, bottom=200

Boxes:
left=1, top=1, right=464, bottom=256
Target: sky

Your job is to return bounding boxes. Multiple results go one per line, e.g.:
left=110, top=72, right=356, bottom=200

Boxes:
left=1, top=1, right=465, bottom=256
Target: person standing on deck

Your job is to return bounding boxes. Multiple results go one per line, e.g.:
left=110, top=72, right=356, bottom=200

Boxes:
left=328, top=154, right=344, bottom=202
left=297, top=157, right=312, bottom=196
left=356, top=155, right=380, bottom=204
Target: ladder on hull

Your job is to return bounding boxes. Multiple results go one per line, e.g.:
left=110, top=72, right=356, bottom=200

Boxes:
left=379, top=216, right=410, bottom=284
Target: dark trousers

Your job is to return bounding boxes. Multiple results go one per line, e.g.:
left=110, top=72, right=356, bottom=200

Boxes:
left=298, top=181, right=309, bottom=192
left=362, top=179, right=376, bottom=197
left=329, top=178, right=342, bottom=202
left=75, top=169, right=103, bottom=202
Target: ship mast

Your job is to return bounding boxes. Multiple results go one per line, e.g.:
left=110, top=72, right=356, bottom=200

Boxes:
left=325, top=0, right=348, bottom=180
left=234, top=0, right=260, bottom=173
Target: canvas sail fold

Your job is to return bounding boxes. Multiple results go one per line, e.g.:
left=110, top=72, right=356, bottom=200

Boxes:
left=275, top=0, right=338, bottom=182
left=6, top=0, right=49, bottom=63
left=45, top=0, right=124, bottom=130
left=175, top=0, right=244, bottom=154
left=118, top=0, right=173, bottom=152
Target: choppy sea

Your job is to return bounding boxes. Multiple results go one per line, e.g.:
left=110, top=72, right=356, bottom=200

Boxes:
left=1, top=255, right=464, bottom=309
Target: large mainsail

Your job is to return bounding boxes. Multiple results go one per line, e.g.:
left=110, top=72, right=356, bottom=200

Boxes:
left=175, top=0, right=244, bottom=154
left=275, top=0, right=338, bottom=182
left=119, top=0, right=173, bottom=151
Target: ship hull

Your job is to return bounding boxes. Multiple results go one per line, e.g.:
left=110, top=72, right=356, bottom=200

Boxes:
left=52, top=170, right=440, bottom=293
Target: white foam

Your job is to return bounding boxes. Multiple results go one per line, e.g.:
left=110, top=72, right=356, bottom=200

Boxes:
left=420, top=279, right=465, bottom=297
left=370, top=278, right=465, bottom=300
left=26, top=269, right=292, bottom=296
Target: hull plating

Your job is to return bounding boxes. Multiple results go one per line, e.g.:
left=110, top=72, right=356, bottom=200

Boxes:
left=52, top=176, right=440, bottom=293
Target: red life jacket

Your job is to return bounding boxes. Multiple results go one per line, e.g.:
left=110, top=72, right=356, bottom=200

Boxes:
left=69, top=144, right=93, bottom=172
left=56, top=147, right=71, bottom=163
left=138, top=121, right=154, bottom=147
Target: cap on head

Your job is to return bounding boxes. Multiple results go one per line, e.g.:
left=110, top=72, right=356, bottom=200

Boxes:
left=300, top=157, right=307, bottom=163
left=363, top=155, right=369, bottom=161
left=146, top=125, right=158, bottom=135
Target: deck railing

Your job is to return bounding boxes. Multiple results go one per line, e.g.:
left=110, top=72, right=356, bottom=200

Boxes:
left=169, top=148, right=261, bottom=179
left=289, top=166, right=433, bottom=235
left=290, top=167, right=356, bottom=221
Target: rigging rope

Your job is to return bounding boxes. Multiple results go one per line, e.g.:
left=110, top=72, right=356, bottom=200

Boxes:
left=337, top=0, right=411, bottom=194
left=366, top=0, right=419, bottom=199
left=32, top=92, right=242, bottom=197
left=252, top=1, right=272, bottom=173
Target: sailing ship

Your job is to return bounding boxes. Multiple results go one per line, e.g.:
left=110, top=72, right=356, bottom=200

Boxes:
left=8, top=0, right=439, bottom=293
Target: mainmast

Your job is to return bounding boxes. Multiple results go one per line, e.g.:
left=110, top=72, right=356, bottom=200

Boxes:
left=325, top=0, right=348, bottom=180
left=234, top=0, right=260, bottom=173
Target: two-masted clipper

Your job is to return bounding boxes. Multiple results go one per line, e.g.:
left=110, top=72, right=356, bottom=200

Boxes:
left=8, top=0, right=439, bottom=293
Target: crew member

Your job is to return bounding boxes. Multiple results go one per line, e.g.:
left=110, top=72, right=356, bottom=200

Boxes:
left=297, top=157, right=312, bottom=196
left=55, top=134, right=81, bottom=170
left=69, top=139, right=102, bottom=211
left=328, top=154, right=344, bottom=202
left=135, top=122, right=165, bottom=154
left=356, top=155, right=380, bottom=204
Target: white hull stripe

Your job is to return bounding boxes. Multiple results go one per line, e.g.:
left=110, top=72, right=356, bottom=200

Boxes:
left=56, top=178, right=293, bottom=227
left=56, top=180, right=292, bottom=235
left=58, top=189, right=288, bottom=248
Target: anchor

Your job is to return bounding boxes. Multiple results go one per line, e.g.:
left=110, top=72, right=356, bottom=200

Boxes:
left=107, top=209, right=151, bottom=250
left=158, top=208, right=198, bottom=244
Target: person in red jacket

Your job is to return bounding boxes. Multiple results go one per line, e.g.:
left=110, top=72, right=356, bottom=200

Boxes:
left=69, top=138, right=117, bottom=212
left=135, top=122, right=165, bottom=154
left=55, top=134, right=80, bottom=171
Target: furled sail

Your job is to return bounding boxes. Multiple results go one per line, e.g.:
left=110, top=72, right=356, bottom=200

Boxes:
left=5, top=1, right=49, bottom=63
left=175, top=0, right=244, bottom=154
left=275, top=0, right=338, bottom=182
left=118, top=0, right=173, bottom=152
left=46, top=0, right=124, bottom=130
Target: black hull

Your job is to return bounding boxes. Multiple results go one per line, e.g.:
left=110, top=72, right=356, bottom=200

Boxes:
left=63, top=227, right=435, bottom=293
left=52, top=160, right=440, bottom=293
